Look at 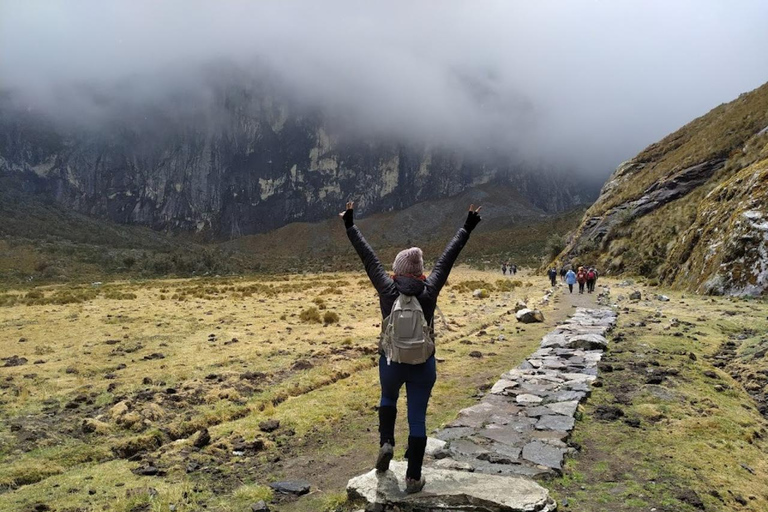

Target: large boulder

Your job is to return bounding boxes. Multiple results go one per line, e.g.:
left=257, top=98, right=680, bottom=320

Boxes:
left=347, top=461, right=556, bottom=512
left=516, top=309, right=544, bottom=323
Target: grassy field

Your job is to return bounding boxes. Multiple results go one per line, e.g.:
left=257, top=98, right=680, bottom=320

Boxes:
left=1, top=270, right=766, bottom=512
left=0, top=268, right=559, bottom=512
left=550, top=282, right=768, bottom=512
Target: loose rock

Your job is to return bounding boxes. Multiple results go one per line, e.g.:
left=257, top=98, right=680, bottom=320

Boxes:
left=259, top=419, right=280, bottom=432
left=251, top=500, right=270, bottom=512
left=192, top=428, right=210, bottom=448
left=516, top=309, right=544, bottom=323
left=269, top=480, right=311, bottom=495
left=2, top=355, right=28, bottom=367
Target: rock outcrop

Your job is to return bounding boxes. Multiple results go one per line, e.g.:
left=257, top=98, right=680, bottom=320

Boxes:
left=556, top=80, right=768, bottom=295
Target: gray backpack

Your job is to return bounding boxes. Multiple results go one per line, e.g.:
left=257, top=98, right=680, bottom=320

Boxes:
left=380, top=293, right=434, bottom=365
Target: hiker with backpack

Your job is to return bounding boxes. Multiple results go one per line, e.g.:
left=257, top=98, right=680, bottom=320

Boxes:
left=576, top=266, right=587, bottom=294
left=340, top=201, right=482, bottom=494
left=547, top=267, right=557, bottom=287
left=586, top=267, right=597, bottom=293
left=501, top=262, right=507, bottom=275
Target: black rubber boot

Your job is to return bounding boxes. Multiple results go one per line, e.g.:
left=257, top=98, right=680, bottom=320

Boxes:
left=405, top=436, right=427, bottom=481
left=378, top=406, right=396, bottom=447
left=376, top=406, right=397, bottom=472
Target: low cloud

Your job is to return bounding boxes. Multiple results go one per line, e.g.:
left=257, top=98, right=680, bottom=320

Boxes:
left=2, top=0, right=767, bottom=177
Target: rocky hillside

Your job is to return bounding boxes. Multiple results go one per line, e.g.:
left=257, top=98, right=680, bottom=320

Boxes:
left=0, top=71, right=596, bottom=240
left=557, top=81, right=768, bottom=296
left=0, top=172, right=582, bottom=284
left=225, top=182, right=585, bottom=272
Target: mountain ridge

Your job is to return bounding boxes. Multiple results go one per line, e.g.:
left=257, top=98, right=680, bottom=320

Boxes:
left=0, top=71, right=598, bottom=239
left=0, top=177, right=583, bottom=284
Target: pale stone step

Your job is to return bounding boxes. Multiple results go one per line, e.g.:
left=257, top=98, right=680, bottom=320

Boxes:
left=347, top=461, right=556, bottom=512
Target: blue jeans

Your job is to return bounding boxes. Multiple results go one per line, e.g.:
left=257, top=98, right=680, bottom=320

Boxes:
left=379, top=355, right=436, bottom=437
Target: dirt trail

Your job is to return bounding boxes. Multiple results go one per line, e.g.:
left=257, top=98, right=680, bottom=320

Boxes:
left=548, top=281, right=599, bottom=325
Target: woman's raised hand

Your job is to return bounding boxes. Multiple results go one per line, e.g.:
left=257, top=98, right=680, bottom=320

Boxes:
left=464, top=204, right=483, bottom=232
left=340, top=201, right=354, bottom=228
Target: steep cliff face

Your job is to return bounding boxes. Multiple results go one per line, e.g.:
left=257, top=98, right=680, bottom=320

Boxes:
left=0, top=80, right=593, bottom=239
left=558, top=81, right=768, bottom=295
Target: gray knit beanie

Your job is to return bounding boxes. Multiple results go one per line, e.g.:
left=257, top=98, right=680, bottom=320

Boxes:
left=392, top=247, right=424, bottom=276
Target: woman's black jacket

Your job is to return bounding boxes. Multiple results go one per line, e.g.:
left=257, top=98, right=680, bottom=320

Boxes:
left=346, top=225, right=470, bottom=329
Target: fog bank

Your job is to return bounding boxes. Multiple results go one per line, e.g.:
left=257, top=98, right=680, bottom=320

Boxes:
left=2, top=0, right=767, bottom=176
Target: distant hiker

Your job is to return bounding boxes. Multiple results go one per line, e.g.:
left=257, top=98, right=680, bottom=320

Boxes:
left=565, top=268, right=577, bottom=293
left=341, top=200, right=482, bottom=494
left=511, top=264, right=517, bottom=275
left=501, top=263, right=507, bottom=275
left=547, top=267, right=557, bottom=286
left=559, top=266, right=566, bottom=282
left=576, top=267, right=587, bottom=294
left=586, top=267, right=597, bottom=293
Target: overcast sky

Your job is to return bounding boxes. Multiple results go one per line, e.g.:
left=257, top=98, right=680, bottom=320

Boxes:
left=2, top=0, right=767, bottom=177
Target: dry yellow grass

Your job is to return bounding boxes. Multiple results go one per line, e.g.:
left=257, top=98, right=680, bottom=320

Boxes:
left=0, top=267, right=559, bottom=511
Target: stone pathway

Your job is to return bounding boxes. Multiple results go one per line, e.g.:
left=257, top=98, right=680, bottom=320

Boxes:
left=431, top=307, right=617, bottom=478
left=347, top=307, right=617, bottom=511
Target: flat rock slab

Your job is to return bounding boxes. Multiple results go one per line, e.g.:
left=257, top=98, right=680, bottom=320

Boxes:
left=536, top=414, right=575, bottom=432
left=347, top=461, right=556, bottom=512
left=516, top=394, right=543, bottom=405
left=490, top=379, right=518, bottom=395
left=450, top=439, right=491, bottom=458
left=567, top=334, right=608, bottom=350
left=521, top=441, right=567, bottom=471
left=269, top=480, right=311, bottom=495
left=540, top=333, right=568, bottom=348
left=545, top=400, right=579, bottom=417
left=478, top=425, right=526, bottom=446
left=435, top=427, right=476, bottom=441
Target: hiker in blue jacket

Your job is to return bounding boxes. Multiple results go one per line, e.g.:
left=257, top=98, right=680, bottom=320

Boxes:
left=565, top=268, right=577, bottom=293
left=341, top=201, right=482, bottom=493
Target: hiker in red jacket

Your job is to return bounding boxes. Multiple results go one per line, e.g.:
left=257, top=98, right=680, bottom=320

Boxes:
left=586, top=267, right=597, bottom=293
left=576, top=267, right=587, bottom=294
